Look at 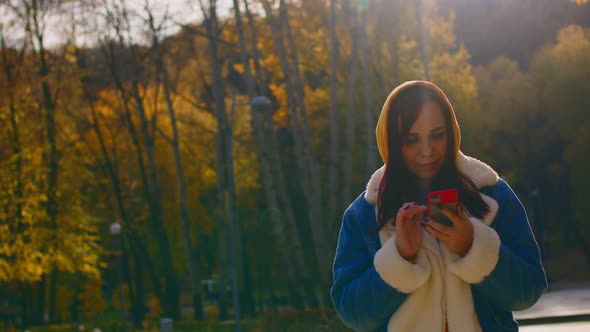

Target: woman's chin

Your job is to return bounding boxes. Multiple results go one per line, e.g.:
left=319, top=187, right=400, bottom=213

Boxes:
left=415, top=169, right=440, bottom=184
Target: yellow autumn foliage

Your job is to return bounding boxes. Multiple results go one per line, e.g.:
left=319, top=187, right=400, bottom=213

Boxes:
left=78, top=278, right=107, bottom=319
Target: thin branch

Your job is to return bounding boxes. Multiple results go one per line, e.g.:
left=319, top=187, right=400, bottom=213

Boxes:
left=156, top=127, right=174, bottom=145
left=172, top=22, right=236, bottom=47
left=197, top=0, right=209, bottom=22
left=169, top=88, right=211, bottom=113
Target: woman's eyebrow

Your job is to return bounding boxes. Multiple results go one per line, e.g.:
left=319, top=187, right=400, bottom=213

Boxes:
left=407, top=126, right=445, bottom=136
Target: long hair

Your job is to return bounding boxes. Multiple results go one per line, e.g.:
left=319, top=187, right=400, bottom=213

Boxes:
left=374, top=86, right=489, bottom=233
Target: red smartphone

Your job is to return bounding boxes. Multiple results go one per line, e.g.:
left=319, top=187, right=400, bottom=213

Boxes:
left=427, top=189, right=459, bottom=227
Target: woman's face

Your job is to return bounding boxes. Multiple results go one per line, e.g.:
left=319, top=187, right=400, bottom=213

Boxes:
left=400, top=101, right=449, bottom=184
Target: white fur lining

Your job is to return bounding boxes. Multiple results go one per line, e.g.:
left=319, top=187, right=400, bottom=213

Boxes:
left=442, top=217, right=501, bottom=284
left=374, top=233, right=431, bottom=293
left=365, top=164, right=386, bottom=205
left=479, top=194, right=499, bottom=226
left=444, top=258, right=483, bottom=332
left=456, top=151, right=500, bottom=189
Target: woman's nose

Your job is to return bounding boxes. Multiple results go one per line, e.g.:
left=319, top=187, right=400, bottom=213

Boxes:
left=420, top=140, right=433, bottom=156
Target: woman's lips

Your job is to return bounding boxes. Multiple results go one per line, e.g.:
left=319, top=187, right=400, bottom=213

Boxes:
left=417, top=162, right=437, bottom=169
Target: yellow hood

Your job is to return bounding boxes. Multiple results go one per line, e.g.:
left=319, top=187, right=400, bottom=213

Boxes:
left=375, top=80, right=461, bottom=164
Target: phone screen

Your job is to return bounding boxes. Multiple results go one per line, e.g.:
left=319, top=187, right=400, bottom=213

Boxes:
left=428, top=202, right=456, bottom=227
left=428, top=192, right=457, bottom=227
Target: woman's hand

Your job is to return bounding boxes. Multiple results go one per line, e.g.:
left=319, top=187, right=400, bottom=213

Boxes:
left=395, top=203, right=427, bottom=262
left=424, top=207, right=473, bottom=256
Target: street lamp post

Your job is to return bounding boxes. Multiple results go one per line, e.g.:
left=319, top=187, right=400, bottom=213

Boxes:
left=109, top=222, right=125, bottom=331
left=220, top=96, right=271, bottom=332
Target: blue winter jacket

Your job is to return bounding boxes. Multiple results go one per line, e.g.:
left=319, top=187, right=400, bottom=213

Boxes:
left=331, top=178, right=547, bottom=332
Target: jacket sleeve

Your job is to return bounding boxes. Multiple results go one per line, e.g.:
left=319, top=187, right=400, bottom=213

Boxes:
left=330, top=205, right=429, bottom=331
left=470, top=179, right=548, bottom=311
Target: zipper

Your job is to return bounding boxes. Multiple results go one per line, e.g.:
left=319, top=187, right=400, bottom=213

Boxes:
left=421, top=235, right=447, bottom=332
left=437, top=239, right=447, bottom=332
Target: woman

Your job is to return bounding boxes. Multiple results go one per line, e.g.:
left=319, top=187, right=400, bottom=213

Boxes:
left=331, top=81, right=547, bottom=332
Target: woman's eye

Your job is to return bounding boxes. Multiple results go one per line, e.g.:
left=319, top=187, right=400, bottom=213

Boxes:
left=432, top=132, right=446, bottom=140
left=405, top=137, right=418, bottom=145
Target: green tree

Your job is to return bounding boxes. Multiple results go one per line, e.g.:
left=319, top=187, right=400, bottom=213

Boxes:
left=529, top=25, right=590, bottom=261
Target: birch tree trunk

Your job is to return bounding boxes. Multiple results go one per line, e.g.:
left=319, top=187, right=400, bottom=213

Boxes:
left=278, top=0, right=332, bottom=301
left=243, top=0, right=318, bottom=307
left=259, top=0, right=308, bottom=200
left=360, top=8, right=375, bottom=176
left=145, top=6, right=204, bottom=320
left=232, top=0, right=305, bottom=309
left=328, top=0, right=340, bottom=236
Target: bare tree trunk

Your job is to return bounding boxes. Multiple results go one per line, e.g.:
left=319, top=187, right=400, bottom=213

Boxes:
left=279, top=0, right=325, bottom=224
left=1, top=23, right=30, bottom=329
left=243, top=0, right=266, bottom=91
left=131, top=58, right=180, bottom=321
left=214, top=109, right=231, bottom=321
left=121, top=8, right=180, bottom=319
left=22, top=284, right=33, bottom=329
left=122, top=126, right=151, bottom=329
left=1, top=21, right=27, bottom=245
left=282, top=0, right=331, bottom=302
left=131, top=233, right=164, bottom=301
left=228, top=89, right=256, bottom=316
left=232, top=0, right=298, bottom=312
left=36, top=276, right=45, bottom=325
left=201, top=60, right=229, bottom=320
left=343, top=0, right=358, bottom=212
left=328, top=0, right=340, bottom=236
left=360, top=8, right=375, bottom=176
left=247, top=98, right=302, bottom=309
left=100, top=3, right=180, bottom=316
left=28, top=1, right=60, bottom=322
left=259, top=0, right=308, bottom=200
left=100, top=39, right=166, bottom=306
left=200, top=0, right=244, bottom=323
left=263, top=0, right=331, bottom=301
left=146, top=7, right=204, bottom=320
left=88, top=103, right=146, bottom=328
left=413, top=0, right=430, bottom=80
left=243, top=0, right=317, bottom=307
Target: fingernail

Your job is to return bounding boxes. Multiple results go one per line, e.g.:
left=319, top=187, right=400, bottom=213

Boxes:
left=403, top=205, right=410, bottom=210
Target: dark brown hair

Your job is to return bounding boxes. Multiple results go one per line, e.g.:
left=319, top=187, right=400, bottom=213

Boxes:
left=373, top=86, right=489, bottom=233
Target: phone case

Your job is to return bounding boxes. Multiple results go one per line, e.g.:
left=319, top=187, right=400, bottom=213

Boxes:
left=427, top=189, right=459, bottom=227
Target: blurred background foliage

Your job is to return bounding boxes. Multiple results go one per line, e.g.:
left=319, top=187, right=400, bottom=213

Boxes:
left=0, top=0, right=589, bottom=330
